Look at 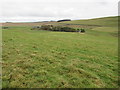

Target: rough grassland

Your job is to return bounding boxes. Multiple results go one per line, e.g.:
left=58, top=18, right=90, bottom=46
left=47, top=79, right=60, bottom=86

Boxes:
left=2, top=16, right=118, bottom=88
left=61, top=16, right=118, bottom=27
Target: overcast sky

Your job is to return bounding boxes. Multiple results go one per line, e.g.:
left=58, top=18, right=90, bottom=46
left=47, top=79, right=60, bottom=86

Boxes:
left=0, top=0, right=119, bottom=22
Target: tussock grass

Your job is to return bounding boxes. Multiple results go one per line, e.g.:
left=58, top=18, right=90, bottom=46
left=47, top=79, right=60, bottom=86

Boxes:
left=1, top=16, right=118, bottom=88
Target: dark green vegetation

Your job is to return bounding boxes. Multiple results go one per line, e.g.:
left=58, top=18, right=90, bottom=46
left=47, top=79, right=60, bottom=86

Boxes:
left=2, top=16, right=118, bottom=88
left=31, top=25, right=85, bottom=32
left=2, top=27, right=9, bottom=29
left=57, top=19, right=71, bottom=22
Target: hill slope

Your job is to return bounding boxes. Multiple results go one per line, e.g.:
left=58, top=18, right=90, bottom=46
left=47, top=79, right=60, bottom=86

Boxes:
left=61, top=16, right=118, bottom=27
left=1, top=16, right=118, bottom=88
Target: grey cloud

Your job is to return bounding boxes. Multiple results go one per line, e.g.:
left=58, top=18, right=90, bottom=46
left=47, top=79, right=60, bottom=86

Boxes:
left=0, top=0, right=119, bottom=22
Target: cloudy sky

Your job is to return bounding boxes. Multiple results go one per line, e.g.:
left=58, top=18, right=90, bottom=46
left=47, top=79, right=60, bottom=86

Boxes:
left=0, top=0, right=119, bottom=22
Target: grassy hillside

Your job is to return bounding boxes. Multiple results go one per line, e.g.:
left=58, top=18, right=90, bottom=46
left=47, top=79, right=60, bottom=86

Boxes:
left=1, top=16, right=118, bottom=88
left=61, top=16, right=118, bottom=27
left=60, top=16, right=118, bottom=37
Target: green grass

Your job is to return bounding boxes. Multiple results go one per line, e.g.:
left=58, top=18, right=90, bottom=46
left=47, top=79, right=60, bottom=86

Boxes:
left=61, top=16, right=118, bottom=27
left=2, top=16, right=118, bottom=88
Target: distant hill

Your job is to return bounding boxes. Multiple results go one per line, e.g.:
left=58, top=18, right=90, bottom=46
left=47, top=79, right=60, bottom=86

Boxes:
left=61, top=16, right=119, bottom=27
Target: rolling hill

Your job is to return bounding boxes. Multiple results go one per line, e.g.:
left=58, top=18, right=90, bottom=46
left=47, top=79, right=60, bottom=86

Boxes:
left=61, top=16, right=118, bottom=27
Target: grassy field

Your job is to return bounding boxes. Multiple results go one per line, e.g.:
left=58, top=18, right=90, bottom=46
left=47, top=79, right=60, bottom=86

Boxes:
left=1, top=16, right=118, bottom=88
left=61, top=16, right=118, bottom=27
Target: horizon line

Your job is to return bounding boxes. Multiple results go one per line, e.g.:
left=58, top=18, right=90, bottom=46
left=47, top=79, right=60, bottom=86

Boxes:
left=0, top=15, right=118, bottom=23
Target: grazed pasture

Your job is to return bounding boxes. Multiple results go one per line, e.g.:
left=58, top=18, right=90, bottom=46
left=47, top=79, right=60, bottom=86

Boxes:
left=1, top=16, right=118, bottom=88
